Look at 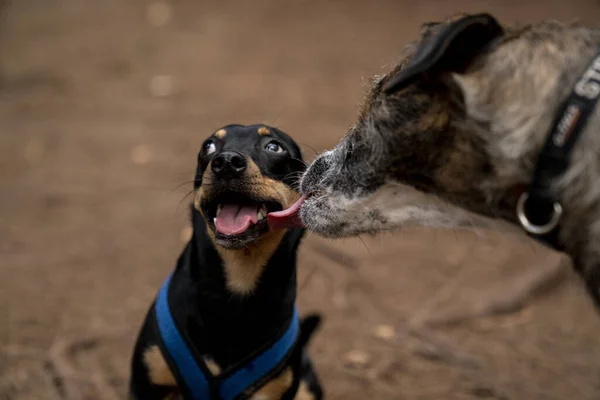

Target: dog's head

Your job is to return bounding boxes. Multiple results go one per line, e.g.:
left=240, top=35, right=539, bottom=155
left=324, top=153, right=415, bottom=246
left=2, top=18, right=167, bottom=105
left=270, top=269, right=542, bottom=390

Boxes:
left=297, top=14, right=600, bottom=238
left=194, top=124, right=305, bottom=249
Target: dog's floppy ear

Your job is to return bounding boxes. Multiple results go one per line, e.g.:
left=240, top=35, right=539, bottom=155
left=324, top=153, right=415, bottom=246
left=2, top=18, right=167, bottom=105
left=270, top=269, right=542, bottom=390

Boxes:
left=384, top=13, right=503, bottom=94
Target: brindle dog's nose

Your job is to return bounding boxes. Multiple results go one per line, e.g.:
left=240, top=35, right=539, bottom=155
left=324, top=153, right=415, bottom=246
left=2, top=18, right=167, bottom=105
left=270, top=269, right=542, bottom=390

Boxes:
left=211, top=151, right=247, bottom=180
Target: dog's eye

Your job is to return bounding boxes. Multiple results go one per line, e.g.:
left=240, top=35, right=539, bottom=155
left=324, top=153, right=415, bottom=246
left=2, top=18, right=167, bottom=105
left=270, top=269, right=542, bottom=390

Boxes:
left=204, top=141, right=216, bottom=155
left=265, top=142, right=283, bottom=153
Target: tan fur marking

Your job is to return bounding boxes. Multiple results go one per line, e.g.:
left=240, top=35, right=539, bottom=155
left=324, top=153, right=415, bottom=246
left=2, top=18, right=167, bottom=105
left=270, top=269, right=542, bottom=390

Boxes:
left=204, top=357, right=222, bottom=375
left=143, top=346, right=176, bottom=387
left=217, top=229, right=288, bottom=294
left=250, top=367, right=293, bottom=399
left=245, top=160, right=301, bottom=208
left=215, top=129, right=227, bottom=138
left=194, top=168, right=213, bottom=213
left=296, top=381, right=316, bottom=400
left=258, top=127, right=271, bottom=136
left=212, top=160, right=300, bottom=295
left=196, top=159, right=300, bottom=295
left=194, top=186, right=204, bottom=211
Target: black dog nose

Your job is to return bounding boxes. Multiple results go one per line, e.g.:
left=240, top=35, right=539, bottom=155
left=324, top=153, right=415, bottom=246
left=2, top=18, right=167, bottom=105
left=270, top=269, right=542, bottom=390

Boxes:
left=211, top=151, right=247, bottom=179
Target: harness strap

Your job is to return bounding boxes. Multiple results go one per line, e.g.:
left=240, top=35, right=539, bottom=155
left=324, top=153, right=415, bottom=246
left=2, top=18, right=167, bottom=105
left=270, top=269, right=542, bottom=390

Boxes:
left=155, top=273, right=211, bottom=399
left=218, top=311, right=299, bottom=400
left=154, top=273, right=300, bottom=400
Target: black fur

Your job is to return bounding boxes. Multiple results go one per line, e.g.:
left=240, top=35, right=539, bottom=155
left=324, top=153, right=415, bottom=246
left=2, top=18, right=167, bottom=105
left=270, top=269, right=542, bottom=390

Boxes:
left=130, top=124, right=323, bottom=400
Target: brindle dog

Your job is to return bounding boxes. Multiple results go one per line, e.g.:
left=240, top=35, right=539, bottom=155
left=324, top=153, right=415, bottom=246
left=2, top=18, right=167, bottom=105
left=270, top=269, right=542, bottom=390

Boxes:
left=284, top=14, right=600, bottom=303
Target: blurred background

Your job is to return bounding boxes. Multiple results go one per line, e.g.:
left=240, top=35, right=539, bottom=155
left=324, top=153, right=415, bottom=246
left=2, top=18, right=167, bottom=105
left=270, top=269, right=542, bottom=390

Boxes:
left=3, top=1, right=600, bottom=399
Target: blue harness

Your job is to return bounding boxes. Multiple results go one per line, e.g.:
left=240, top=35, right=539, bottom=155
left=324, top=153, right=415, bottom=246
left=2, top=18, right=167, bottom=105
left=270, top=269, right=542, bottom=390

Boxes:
left=154, top=273, right=300, bottom=400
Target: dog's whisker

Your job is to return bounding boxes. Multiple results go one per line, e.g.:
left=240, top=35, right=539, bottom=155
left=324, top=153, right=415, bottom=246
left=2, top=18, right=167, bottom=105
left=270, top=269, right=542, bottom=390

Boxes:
left=283, top=171, right=304, bottom=182
left=356, top=235, right=372, bottom=256
left=266, top=108, right=287, bottom=127
left=300, top=143, right=319, bottom=157
left=289, top=157, right=308, bottom=167
left=177, top=188, right=197, bottom=212
left=169, top=180, right=198, bottom=193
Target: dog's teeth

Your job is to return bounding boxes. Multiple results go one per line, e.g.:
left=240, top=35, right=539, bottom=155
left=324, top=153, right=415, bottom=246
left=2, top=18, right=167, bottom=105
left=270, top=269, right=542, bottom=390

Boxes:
left=213, top=218, right=217, bottom=225
left=257, top=206, right=267, bottom=221
left=216, top=204, right=222, bottom=217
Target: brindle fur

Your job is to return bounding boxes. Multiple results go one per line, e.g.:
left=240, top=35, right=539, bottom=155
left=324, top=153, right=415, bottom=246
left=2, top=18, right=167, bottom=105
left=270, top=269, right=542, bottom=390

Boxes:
left=300, top=15, right=600, bottom=298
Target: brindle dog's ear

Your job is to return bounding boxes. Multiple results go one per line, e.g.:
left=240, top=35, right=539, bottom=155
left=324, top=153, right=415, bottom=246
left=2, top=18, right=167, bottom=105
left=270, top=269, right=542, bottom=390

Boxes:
left=384, top=14, right=503, bottom=94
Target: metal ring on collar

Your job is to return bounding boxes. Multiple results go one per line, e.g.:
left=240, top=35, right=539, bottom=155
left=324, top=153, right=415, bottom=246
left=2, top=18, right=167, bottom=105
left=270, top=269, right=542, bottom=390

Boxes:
left=516, top=192, right=563, bottom=236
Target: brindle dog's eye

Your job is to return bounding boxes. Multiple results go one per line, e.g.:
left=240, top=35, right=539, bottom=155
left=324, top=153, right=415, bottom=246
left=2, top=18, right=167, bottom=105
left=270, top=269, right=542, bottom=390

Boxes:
left=265, top=142, right=283, bottom=153
left=204, top=141, right=216, bottom=155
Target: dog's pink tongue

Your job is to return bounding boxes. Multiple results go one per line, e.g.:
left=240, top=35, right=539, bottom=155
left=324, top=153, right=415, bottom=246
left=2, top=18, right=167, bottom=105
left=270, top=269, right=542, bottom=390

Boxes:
left=267, top=195, right=306, bottom=231
left=216, top=204, right=258, bottom=235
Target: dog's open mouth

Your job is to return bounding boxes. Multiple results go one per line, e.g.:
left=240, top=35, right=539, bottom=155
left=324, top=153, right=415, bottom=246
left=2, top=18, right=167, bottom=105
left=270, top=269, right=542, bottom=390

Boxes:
left=202, top=192, right=284, bottom=249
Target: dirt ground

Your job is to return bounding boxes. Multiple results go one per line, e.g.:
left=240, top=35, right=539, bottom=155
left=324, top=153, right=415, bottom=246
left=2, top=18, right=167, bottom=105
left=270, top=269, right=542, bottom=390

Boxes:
left=4, top=1, right=600, bottom=399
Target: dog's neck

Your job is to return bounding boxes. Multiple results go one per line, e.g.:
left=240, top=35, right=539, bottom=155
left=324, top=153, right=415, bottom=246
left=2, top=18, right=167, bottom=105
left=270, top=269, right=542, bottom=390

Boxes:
left=546, top=121, right=600, bottom=279
left=451, top=84, right=600, bottom=288
left=168, top=208, right=303, bottom=369
left=441, top=33, right=600, bottom=287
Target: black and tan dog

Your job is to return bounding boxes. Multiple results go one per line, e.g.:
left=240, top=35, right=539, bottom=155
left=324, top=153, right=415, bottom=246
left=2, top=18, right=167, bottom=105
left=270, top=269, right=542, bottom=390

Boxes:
left=129, top=124, right=323, bottom=400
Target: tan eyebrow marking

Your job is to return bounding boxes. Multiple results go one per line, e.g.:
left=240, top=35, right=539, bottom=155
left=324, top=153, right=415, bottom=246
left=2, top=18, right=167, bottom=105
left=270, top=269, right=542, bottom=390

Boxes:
left=258, top=127, right=270, bottom=136
left=215, top=129, right=227, bottom=138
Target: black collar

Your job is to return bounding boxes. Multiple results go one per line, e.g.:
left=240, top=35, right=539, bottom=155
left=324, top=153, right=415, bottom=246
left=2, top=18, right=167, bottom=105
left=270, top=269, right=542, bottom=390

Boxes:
left=517, top=50, right=600, bottom=250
